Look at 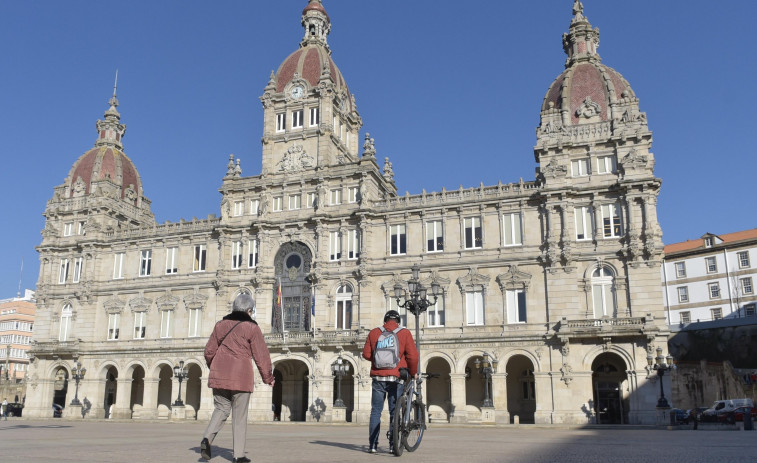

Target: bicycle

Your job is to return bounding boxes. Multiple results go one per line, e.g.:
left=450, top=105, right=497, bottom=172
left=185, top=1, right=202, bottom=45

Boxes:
left=391, top=370, right=439, bottom=456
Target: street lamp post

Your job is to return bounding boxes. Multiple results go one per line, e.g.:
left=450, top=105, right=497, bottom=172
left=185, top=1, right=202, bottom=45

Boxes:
left=475, top=352, right=498, bottom=408
left=70, top=361, right=87, bottom=406
left=173, top=361, right=188, bottom=407
left=647, top=346, right=675, bottom=409
left=393, top=263, right=442, bottom=358
left=331, top=355, right=348, bottom=407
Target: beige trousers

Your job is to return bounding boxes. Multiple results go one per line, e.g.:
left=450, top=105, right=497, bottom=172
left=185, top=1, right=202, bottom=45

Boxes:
left=203, top=389, right=251, bottom=459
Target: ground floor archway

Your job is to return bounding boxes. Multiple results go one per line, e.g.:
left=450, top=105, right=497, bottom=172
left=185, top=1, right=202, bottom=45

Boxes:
left=272, top=359, right=309, bottom=422
left=592, top=352, right=629, bottom=424
left=426, top=356, right=452, bottom=423
left=506, top=355, right=536, bottom=424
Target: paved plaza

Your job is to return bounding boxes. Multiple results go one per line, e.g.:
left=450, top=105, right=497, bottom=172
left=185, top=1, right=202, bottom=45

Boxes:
left=0, top=419, right=753, bottom=463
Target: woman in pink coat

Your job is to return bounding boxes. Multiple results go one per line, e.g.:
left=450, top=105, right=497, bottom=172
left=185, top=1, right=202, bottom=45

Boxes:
left=200, top=294, right=275, bottom=463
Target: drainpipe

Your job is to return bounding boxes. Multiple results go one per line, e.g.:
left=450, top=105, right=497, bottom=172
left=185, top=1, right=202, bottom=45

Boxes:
left=661, top=257, right=671, bottom=325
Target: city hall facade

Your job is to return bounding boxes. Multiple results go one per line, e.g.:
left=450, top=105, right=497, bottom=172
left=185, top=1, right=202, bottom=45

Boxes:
left=27, top=1, right=670, bottom=425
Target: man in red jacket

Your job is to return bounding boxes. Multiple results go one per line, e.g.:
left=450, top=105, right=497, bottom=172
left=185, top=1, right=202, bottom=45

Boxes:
left=362, top=310, right=419, bottom=453
left=200, top=294, right=274, bottom=463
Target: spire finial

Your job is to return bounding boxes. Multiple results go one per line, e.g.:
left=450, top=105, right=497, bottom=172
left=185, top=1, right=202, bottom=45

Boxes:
left=96, top=71, right=126, bottom=149
left=562, top=0, right=600, bottom=66
left=301, top=0, right=331, bottom=50
left=108, top=70, right=120, bottom=110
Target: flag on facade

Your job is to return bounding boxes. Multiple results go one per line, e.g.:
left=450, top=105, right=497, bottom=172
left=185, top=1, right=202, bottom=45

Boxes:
left=277, top=278, right=282, bottom=308
left=311, top=292, right=315, bottom=316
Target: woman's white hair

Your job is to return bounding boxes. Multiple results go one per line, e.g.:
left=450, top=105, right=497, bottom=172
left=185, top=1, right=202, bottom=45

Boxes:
left=232, top=293, right=256, bottom=312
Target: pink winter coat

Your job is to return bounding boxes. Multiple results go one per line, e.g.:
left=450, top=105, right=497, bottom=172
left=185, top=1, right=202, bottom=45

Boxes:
left=204, top=311, right=274, bottom=392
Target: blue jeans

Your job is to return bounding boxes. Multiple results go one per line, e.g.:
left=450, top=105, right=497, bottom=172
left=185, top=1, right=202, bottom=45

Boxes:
left=369, top=380, right=404, bottom=448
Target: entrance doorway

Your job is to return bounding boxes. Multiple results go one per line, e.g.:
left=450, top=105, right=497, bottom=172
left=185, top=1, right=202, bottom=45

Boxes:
left=591, top=353, right=628, bottom=424
left=272, top=242, right=313, bottom=333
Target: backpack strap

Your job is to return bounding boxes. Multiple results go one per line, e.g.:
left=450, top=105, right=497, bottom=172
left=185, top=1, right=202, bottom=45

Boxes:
left=379, top=326, right=386, bottom=333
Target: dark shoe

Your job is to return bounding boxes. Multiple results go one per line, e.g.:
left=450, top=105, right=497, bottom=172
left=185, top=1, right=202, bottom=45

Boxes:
left=200, top=438, right=211, bottom=461
left=232, top=458, right=251, bottom=463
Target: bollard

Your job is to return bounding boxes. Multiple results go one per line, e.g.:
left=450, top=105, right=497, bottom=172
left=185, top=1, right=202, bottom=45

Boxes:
left=745, top=407, right=754, bottom=431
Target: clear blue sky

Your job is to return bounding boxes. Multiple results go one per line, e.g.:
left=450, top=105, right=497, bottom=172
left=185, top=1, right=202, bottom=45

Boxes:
left=1, top=1, right=755, bottom=298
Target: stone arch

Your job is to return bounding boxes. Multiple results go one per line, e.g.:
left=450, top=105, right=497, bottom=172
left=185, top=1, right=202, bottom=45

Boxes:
left=581, top=345, right=635, bottom=371
left=501, top=349, right=542, bottom=373
left=425, top=355, right=452, bottom=423
left=590, top=351, right=630, bottom=425
left=421, top=350, right=455, bottom=372
left=184, top=362, right=203, bottom=420
left=50, top=363, right=70, bottom=411
left=272, top=358, right=310, bottom=422
left=505, top=354, right=537, bottom=424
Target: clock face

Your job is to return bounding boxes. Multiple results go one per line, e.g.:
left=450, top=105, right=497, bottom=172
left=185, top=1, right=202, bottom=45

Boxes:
left=290, top=85, right=304, bottom=99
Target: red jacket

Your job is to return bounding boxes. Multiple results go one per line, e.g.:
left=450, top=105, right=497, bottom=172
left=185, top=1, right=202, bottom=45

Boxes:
left=362, top=320, right=419, bottom=377
left=205, top=311, right=274, bottom=392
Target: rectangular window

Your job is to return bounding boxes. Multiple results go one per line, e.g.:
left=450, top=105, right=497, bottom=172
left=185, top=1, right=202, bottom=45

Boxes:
left=571, top=158, right=590, bottom=177
left=677, top=286, right=689, bottom=303
left=165, top=247, right=178, bottom=274
left=139, top=250, right=152, bottom=277
left=73, top=257, right=83, bottom=283
left=160, top=311, right=172, bottom=338
left=107, top=313, right=120, bottom=341
left=305, top=192, right=316, bottom=208
left=233, top=201, right=244, bottom=216
left=705, top=256, right=717, bottom=273
left=596, top=155, right=617, bottom=174
left=329, top=231, right=341, bottom=261
left=58, top=259, right=69, bottom=284
left=250, top=199, right=259, bottom=215
left=63, top=222, right=73, bottom=236
left=113, top=252, right=125, bottom=279
left=745, top=304, right=756, bottom=317
left=276, top=113, right=286, bottom=132
left=336, top=299, right=353, bottom=330
left=427, top=297, right=445, bottom=327
left=741, top=277, right=754, bottom=295
left=292, top=109, right=304, bottom=129
left=59, top=310, right=71, bottom=342
left=465, top=291, right=484, bottom=325
left=310, top=107, right=320, bottom=126
left=272, top=196, right=282, bottom=212
left=711, top=307, right=722, bottom=320
left=288, top=194, right=301, bottom=210
left=680, top=311, right=691, bottom=324
left=426, top=220, right=444, bottom=252
left=347, top=229, right=360, bottom=259
left=232, top=241, right=243, bottom=269
left=575, top=206, right=594, bottom=240
left=464, top=217, right=482, bottom=249
left=330, top=189, right=342, bottom=205
left=704, top=237, right=713, bottom=248
left=193, top=245, right=206, bottom=272
left=188, top=308, right=201, bottom=337
left=133, top=312, right=146, bottom=339
left=601, top=203, right=622, bottom=238
left=738, top=251, right=751, bottom=268
left=347, top=187, right=358, bottom=203
left=390, top=224, right=407, bottom=255
left=248, top=239, right=258, bottom=268
left=709, top=282, right=720, bottom=299
left=78, top=221, right=86, bottom=235
left=503, top=213, right=523, bottom=246
left=675, top=262, right=686, bottom=278
left=506, top=289, right=527, bottom=323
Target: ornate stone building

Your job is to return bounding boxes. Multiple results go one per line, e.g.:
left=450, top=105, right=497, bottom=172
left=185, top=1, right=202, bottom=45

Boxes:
left=27, top=0, right=670, bottom=425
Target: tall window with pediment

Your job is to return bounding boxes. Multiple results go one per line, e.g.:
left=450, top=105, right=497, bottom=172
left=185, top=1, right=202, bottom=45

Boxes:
left=160, top=310, right=172, bottom=338
left=465, top=291, right=485, bottom=325
left=133, top=311, right=146, bottom=339
left=591, top=266, right=617, bottom=317
left=107, top=313, right=120, bottom=340
left=506, top=289, right=527, bottom=323
left=335, top=284, right=353, bottom=330
left=59, top=304, right=72, bottom=341
left=188, top=308, right=201, bottom=337
left=427, top=296, right=445, bottom=327
left=272, top=242, right=312, bottom=333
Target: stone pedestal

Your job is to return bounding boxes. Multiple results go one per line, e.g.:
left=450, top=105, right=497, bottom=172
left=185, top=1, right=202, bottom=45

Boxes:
left=655, top=408, right=670, bottom=426
left=331, top=405, right=347, bottom=423
left=481, top=406, right=496, bottom=423
left=171, top=405, right=187, bottom=420
left=64, top=404, right=83, bottom=419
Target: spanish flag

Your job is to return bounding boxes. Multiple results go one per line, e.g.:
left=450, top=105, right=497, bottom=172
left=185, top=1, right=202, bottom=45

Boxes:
left=277, top=278, right=282, bottom=308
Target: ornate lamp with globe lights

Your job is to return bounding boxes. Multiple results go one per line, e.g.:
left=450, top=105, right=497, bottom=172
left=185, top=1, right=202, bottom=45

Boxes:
left=70, top=361, right=87, bottom=406
left=393, top=263, right=442, bottom=355
left=331, top=355, right=348, bottom=407
left=647, top=347, right=675, bottom=409
left=475, top=352, right=499, bottom=408
left=173, top=361, right=188, bottom=407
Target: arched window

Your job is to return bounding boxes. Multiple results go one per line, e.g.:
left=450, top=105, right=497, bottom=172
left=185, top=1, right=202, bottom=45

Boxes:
left=591, top=266, right=616, bottom=318
left=59, top=304, right=72, bottom=341
left=335, top=284, right=353, bottom=330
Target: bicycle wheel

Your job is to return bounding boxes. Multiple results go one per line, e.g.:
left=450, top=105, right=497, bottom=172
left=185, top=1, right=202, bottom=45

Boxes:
left=402, top=400, right=425, bottom=452
left=392, top=396, right=407, bottom=456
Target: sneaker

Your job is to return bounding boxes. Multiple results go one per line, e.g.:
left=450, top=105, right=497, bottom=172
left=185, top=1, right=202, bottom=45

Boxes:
left=200, top=438, right=211, bottom=461
left=368, top=446, right=377, bottom=454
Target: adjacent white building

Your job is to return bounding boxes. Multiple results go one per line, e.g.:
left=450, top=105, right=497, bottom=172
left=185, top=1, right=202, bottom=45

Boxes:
left=662, top=229, right=757, bottom=325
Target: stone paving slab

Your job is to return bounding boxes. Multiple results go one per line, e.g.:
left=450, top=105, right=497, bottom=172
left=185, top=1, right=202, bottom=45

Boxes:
left=0, top=418, right=753, bottom=463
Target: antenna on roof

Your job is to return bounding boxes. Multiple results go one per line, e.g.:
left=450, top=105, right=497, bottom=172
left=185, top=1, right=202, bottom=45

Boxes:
left=113, top=69, right=119, bottom=98
left=16, top=257, right=23, bottom=299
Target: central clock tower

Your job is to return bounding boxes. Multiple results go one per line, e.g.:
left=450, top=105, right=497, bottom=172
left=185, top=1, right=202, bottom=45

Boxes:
left=259, top=0, right=362, bottom=175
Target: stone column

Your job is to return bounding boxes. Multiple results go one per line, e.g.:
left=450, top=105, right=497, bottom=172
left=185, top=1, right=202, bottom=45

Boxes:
left=249, top=381, right=274, bottom=422
left=112, top=377, right=134, bottom=419
left=491, top=372, right=509, bottom=423
left=448, top=373, right=467, bottom=424
left=533, top=371, right=554, bottom=424
left=140, top=378, right=159, bottom=420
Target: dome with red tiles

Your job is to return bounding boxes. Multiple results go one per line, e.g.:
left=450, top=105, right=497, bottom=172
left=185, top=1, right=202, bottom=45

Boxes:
left=66, top=146, right=143, bottom=205
left=540, top=1, right=638, bottom=126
